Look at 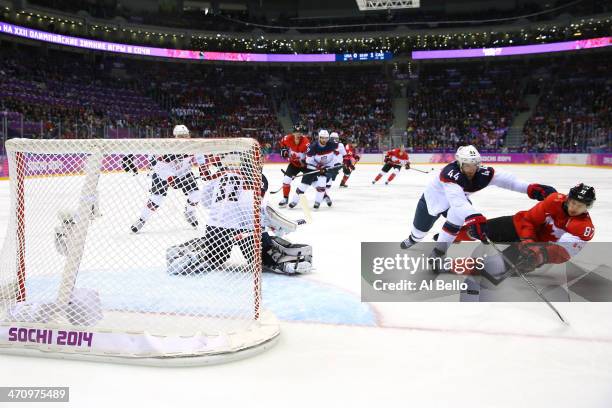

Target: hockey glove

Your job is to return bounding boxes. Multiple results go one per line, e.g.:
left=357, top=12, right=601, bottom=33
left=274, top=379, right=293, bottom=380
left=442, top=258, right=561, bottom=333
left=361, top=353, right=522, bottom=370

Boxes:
left=405, top=162, right=411, bottom=170
left=384, top=156, right=392, bottom=164
left=464, top=214, right=488, bottom=242
left=280, top=148, right=289, bottom=159
left=515, top=240, right=548, bottom=273
left=527, top=184, right=557, bottom=201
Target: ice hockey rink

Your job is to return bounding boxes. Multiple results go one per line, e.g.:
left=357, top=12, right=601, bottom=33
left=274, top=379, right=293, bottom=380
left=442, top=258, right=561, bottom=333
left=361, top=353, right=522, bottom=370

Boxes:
left=1, top=162, right=612, bottom=408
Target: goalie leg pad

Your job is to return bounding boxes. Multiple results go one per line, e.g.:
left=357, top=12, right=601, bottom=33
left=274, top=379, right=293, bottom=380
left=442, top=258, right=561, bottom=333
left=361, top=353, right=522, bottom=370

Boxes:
left=166, top=238, right=209, bottom=275
left=264, top=236, right=313, bottom=275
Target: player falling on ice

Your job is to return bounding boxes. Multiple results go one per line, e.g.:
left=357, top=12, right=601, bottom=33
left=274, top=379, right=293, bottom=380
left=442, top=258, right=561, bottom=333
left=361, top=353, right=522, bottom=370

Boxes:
left=288, top=129, right=339, bottom=209
left=399, top=145, right=557, bottom=253
left=372, top=145, right=410, bottom=185
left=130, top=125, right=208, bottom=233
left=454, top=184, right=595, bottom=299
left=278, top=123, right=310, bottom=207
left=339, top=141, right=360, bottom=188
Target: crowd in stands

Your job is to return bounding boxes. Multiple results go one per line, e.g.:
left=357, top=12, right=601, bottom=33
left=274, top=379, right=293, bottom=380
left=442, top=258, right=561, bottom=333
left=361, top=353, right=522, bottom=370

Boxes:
left=287, top=68, right=392, bottom=150
left=0, top=45, right=283, bottom=144
left=404, top=62, right=528, bottom=152
left=521, top=56, right=611, bottom=153
left=159, top=65, right=284, bottom=148
left=0, top=46, right=170, bottom=140
left=1, top=42, right=610, bottom=154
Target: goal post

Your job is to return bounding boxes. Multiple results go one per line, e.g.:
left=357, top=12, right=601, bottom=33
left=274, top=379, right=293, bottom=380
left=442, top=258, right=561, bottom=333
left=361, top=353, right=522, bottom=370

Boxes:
left=0, top=138, right=279, bottom=366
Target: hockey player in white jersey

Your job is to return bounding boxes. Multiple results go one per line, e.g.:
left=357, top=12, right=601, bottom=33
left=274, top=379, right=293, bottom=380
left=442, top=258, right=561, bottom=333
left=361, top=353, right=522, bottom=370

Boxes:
left=323, top=132, right=346, bottom=202
left=130, top=125, right=208, bottom=233
left=288, top=129, right=339, bottom=209
left=400, top=145, right=557, bottom=252
left=166, top=173, right=312, bottom=275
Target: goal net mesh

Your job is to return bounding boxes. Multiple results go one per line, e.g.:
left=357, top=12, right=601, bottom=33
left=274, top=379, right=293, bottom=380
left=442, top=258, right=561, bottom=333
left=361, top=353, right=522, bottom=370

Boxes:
left=0, top=138, right=278, bottom=362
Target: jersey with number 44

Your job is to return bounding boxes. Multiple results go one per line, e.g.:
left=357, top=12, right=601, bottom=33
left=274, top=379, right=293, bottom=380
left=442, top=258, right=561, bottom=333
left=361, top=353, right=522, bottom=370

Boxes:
left=423, top=161, right=529, bottom=219
left=513, top=192, right=594, bottom=256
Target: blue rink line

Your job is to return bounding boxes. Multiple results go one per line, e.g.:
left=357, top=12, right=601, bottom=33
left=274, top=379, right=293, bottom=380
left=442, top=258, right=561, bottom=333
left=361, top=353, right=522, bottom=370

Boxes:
left=21, top=271, right=378, bottom=327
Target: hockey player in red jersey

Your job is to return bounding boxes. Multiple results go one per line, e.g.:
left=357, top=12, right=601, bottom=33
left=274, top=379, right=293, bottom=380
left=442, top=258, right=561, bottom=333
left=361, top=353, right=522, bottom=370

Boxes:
left=278, top=123, right=310, bottom=207
left=455, top=183, right=595, bottom=275
left=339, top=142, right=360, bottom=188
left=372, top=145, right=410, bottom=185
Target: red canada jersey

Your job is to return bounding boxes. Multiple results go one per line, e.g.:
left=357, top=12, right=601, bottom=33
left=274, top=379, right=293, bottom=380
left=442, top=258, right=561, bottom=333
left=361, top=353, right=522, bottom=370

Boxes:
left=280, top=134, right=310, bottom=167
left=385, top=149, right=409, bottom=165
left=344, top=144, right=360, bottom=164
left=513, top=193, right=594, bottom=242
left=513, top=193, right=594, bottom=261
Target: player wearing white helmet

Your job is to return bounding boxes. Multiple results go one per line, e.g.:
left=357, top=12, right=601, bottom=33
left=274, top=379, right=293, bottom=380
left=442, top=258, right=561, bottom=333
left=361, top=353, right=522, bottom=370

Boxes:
left=400, top=145, right=557, bottom=253
left=173, top=124, right=190, bottom=137
left=323, top=131, right=346, bottom=202
left=288, top=129, right=339, bottom=209
left=130, top=124, right=210, bottom=233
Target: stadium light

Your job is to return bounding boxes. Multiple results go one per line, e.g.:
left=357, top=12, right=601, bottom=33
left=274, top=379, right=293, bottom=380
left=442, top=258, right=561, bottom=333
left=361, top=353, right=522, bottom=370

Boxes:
left=355, top=0, right=420, bottom=11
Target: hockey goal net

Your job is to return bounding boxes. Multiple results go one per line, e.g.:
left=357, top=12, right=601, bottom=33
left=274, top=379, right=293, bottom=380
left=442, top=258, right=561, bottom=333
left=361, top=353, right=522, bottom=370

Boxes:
left=0, top=138, right=279, bottom=365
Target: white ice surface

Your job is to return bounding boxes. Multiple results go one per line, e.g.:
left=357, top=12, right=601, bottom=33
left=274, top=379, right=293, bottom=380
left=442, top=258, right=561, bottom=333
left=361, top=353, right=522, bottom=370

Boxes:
left=1, top=163, right=611, bottom=408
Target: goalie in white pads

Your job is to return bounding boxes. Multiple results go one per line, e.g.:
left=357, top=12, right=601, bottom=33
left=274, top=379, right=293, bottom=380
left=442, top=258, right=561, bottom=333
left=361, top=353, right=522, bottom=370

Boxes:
left=130, top=125, right=208, bottom=233
left=166, top=173, right=312, bottom=276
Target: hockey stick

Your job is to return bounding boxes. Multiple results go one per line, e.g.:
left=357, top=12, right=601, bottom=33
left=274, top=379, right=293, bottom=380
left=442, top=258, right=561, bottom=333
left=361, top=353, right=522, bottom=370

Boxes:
left=270, top=164, right=342, bottom=194
left=269, top=184, right=284, bottom=194
left=299, top=195, right=313, bottom=223
left=409, top=167, right=435, bottom=174
left=486, top=239, right=568, bottom=325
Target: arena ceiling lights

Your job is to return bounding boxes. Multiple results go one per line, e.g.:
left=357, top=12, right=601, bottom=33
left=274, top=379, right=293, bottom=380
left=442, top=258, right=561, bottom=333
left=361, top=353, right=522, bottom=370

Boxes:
left=355, top=0, right=420, bottom=11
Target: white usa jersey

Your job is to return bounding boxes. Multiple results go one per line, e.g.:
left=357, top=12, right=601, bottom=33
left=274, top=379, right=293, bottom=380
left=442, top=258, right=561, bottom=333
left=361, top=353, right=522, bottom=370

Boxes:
left=305, top=141, right=339, bottom=170
left=423, top=161, right=529, bottom=220
left=153, top=154, right=208, bottom=180
left=334, top=142, right=347, bottom=166
left=201, top=172, right=255, bottom=230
